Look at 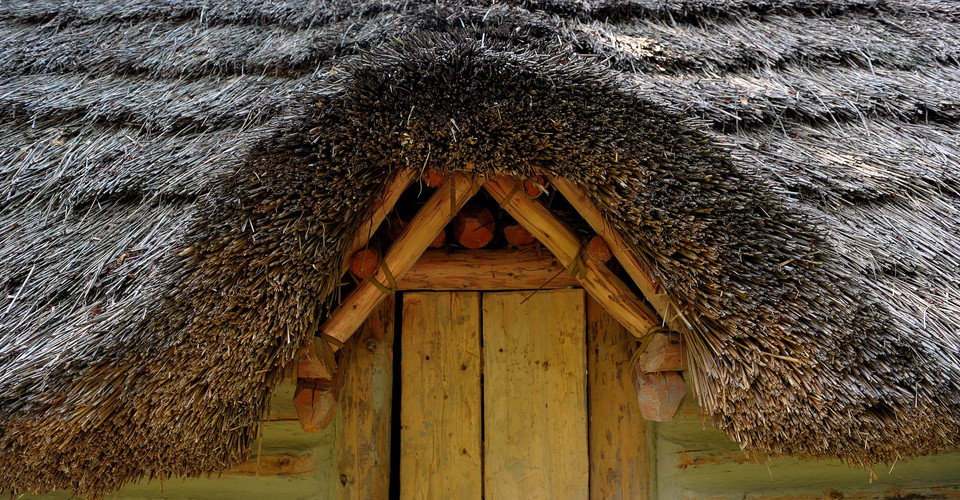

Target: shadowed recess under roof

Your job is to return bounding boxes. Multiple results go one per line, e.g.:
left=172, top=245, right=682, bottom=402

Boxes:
left=1, top=0, right=959, bottom=497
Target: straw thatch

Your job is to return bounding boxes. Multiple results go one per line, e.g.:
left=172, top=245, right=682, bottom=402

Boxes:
left=1, top=0, right=959, bottom=496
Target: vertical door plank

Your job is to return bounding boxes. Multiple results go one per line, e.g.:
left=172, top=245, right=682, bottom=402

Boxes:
left=587, top=297, right=654, bottom=500
left=400, top=292, right=483, bottom=500
left=483, top=289, right=588, bottom=500
left=336, top=296, right=395, bottom=500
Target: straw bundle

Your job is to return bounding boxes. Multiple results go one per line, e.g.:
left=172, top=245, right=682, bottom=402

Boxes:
left=1, top=0, right=959, bottom=496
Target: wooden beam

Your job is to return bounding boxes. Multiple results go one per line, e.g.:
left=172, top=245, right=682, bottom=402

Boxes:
left=549, top=176, right=690, bottom=331
left=637, top=331, right=688, bottom=372
left=398, top=249, right=579, bottom=291
left=229, top=452, right=314, bottom=477
left=483, top=176, right=660, bottom=338
left=321, top=173, right=480, bottom=345
left=345, top=169, right=417, bottom=269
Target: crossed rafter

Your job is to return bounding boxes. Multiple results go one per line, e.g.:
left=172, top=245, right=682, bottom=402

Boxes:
left=315, top=170, right=681, bottom=349
left=291, top=170, right=694, bottom=430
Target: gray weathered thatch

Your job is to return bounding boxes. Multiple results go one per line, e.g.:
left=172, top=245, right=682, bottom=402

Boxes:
left=1, top=0, right=959, bottom=496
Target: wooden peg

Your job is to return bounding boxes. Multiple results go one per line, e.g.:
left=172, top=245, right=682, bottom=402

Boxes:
left=349, top=249, right=380, bottom=280
left=585, top=235, right=613, bottom=264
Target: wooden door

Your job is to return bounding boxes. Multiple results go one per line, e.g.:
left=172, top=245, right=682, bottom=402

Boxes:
left=400, top=289, right=591, bottom=499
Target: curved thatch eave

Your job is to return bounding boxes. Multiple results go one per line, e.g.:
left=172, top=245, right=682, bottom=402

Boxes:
left=1, top=0, right=959, bottom=497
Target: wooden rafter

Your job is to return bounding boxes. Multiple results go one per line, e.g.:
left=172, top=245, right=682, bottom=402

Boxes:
left=299, top=169, right=416, bottom=377
left=483, top=176, right=660, bottom=338
left=320, top=173, right=480, bottom=346
left=548, top=176, right=691, bottom=331
left=343, top=169, right=418, bottom=273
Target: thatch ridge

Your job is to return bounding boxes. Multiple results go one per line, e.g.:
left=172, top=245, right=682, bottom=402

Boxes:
left=1, top=0, right=959, bottom=497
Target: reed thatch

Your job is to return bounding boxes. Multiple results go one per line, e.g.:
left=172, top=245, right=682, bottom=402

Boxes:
left=1, top=0, right=959, bottom=496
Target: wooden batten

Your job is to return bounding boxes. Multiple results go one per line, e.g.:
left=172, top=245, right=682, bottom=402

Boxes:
left=483, top=176, right=660, bottom=338
left=549, top=176, right=689, bottom=331
left=321, top=173, right=480, bottom=346
left=398, top=249, right=579, bottom=291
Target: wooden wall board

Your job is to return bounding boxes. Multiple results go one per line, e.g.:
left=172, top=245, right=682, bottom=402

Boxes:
left=482, top=289, right=589, bottom=500
left=399, top=292, right=483, bottom=500
left=335, top=296, right=395, bottom=500
left=587, top=297, right=655, bottom=500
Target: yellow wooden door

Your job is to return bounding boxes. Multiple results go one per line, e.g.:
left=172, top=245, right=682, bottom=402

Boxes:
left=399, top=289, right=589, bottom=500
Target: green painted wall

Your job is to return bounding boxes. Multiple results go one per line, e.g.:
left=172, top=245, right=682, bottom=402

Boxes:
left=657, top=393, right=960, bottom=500
left=27, top=383, right=342, bottom=500
left=22, top=372, right=960, bottom=499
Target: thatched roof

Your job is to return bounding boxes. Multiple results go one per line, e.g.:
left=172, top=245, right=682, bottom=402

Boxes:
left=2, top=0, right=959, bottom=496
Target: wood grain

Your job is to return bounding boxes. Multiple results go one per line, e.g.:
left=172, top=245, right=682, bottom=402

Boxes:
left=484, top=176, right=660, bottom=338
left=587, top=297, right=654, bottom=500
left=335, top=297, right=395, bottom=500
left=482, top=289, right=588, bottom=500
left=400, top=292, right=483, bottom=500
left=549, top=176, right=687, bottom=332
left=398, top=248, right=579, bottom=291
left=322, top=173, right=479, bottom=345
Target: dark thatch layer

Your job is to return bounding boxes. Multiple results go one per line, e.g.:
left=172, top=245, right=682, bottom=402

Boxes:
left=2, top=0, right=959, bottom=496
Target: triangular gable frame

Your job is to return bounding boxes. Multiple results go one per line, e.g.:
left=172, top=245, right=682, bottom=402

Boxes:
left=316, top=171, right=679, bottom=351
left=294, top=169, right=693, bottom=430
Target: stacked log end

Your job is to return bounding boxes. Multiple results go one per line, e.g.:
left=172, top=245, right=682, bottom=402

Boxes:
left=503, top=224, right=536, bottom=247
left=452, top=206, right=495, bottom=249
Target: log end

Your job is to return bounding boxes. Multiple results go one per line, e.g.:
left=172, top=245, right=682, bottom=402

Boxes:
left=452, top=206, right=495, bottom=249
left=429, top=228, right=446, bottom=248
left=503, top=224, right=536, bottom=247
left=586, top=235, right=613, bottom=264
left=424, top=170, right=447, bottom=187
left=523, top=175, right=547, bottom=198
left=349, top=249, right=380, bottom=279
left=633, top=370, right=687, bottom=422
left=294, top=378, right=338, bottom=433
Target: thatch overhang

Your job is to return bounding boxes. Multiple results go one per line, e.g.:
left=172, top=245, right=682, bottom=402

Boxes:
left=1, top=0, right=959, bottom=496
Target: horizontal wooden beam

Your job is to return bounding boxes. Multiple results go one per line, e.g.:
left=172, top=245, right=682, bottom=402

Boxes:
left=228, top=452, right=314, bottom=478
left=398, top=249, right=580, bottom=291
left=549, top=176, right=691, bottom=332
left=321, top=173, right=480, bottom=346
left=483, top=176, right=660, bottom=338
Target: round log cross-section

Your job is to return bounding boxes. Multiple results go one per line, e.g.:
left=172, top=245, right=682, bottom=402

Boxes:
left=452, top=206, right=495, bottom=249
left=504, top=223, right=536, bottom=247
left=429, top=228, right=446, bottom=248
left=349, top=249, right=380, bottom=279
left=586, top=235, right=613, bottom=263
left=424, top=170, right=447, bottom=187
